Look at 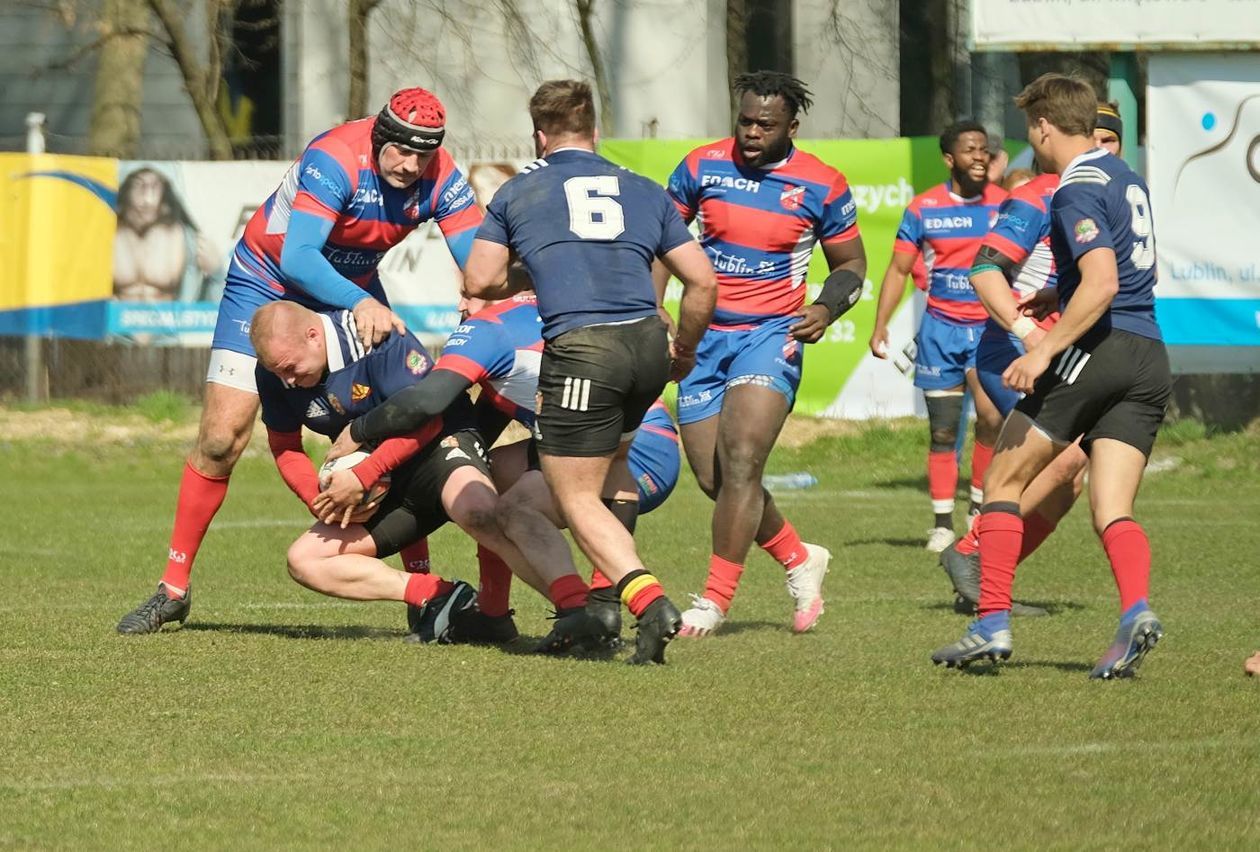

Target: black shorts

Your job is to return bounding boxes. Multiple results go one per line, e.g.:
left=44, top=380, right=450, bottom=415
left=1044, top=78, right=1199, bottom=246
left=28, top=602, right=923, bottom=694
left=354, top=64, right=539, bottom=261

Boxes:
left=1015, top=328, right=1171, bottom=457
left=535, top=316, right=670, bottom=457
left=363, top=429, right=491, bottom=556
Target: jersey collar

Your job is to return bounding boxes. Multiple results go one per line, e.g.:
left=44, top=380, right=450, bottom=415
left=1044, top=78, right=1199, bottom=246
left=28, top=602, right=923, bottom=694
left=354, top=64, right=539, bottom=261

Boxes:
left=320, top=313, right=347, bottom=373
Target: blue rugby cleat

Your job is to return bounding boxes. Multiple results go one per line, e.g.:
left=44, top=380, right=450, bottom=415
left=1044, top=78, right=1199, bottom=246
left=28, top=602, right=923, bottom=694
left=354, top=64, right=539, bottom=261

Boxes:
left=931, top=612, right=1012, bottom=668
left=1089, top=603, right=1163, bottom=680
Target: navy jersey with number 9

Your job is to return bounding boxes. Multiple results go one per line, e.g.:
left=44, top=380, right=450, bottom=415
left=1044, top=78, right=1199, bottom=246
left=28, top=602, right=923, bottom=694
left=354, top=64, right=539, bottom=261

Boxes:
left=1050, top=149, right=1160, bottom=340
left=476, top=148, right=693, bottom=340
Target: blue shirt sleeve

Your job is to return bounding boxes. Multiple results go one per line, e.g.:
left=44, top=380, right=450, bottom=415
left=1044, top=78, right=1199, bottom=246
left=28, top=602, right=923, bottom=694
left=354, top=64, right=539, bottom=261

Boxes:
left=476, top=188, right=512, bottom=247
left=817, top=176, right=859, bottom=241
left=365, top=332, right=435, bottom=400
left=895, top=205, right=923, bottom=250
left=657, top=193, right=694, bottom=256
left=279, top=211, right=372, bottom=309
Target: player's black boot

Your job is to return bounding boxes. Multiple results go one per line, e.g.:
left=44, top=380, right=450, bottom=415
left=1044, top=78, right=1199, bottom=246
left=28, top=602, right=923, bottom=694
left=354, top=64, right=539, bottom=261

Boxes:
left=116, top=584, right=192, bottom=634
left=628, top=596, right=682, bottom=665
left=580, top=586, right=623, bottom=651
left=405, top=581, right=477, bottom=644
left=535, top=606, right=615, bottom=655
left=449, top=607, right=520, bottom=645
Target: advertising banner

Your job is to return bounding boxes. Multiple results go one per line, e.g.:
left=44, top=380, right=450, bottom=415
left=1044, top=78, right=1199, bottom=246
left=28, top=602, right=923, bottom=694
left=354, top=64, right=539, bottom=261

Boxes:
left=1147, top=53, right=1260, bottom=356
left=972, top=0, right=1260, bottom=50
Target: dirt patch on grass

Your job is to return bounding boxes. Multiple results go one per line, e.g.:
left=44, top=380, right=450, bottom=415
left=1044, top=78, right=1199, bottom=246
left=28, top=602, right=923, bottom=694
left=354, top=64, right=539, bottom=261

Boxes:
left=775, top=415, right=915, bottom=448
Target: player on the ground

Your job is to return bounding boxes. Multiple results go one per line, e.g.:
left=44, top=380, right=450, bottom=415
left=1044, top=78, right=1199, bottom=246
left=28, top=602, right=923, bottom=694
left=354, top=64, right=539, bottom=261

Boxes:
left=463, top=79, right=718, bottom=664
left=940, top=103, right=1127, bottom=615
left=662, top=71, right=865, bottom=638
left=931, top=73, right=1170, bottom=679
left=869, top=120, right=1008, bottom=553
left=117, top=87, right=482, bottom=634
left=328, top=292, right=683, bottom=648
left=251, top=301, right=600, bottom=645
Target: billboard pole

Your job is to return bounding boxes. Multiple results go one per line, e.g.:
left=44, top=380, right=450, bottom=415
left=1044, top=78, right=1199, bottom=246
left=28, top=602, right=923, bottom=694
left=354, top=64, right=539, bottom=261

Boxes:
left=24, top=112, right=47, bottom=403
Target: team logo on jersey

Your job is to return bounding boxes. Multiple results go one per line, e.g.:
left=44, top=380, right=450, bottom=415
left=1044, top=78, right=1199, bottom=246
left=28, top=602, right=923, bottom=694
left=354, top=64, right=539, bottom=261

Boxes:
left=404, top=189, right=422, bottom=220
left=306, top=399, right=330, bottom=419
left=351, top=383, right=371, bottom=402
left=705, top=148, right=725, bottom=158
left=1074, top=218, right=1100, bottom=244
left=327, top=393, right=345, bottom=415
left=406, top=350, right=426, bottom=375
left=780, top=185, right=805, bottom=211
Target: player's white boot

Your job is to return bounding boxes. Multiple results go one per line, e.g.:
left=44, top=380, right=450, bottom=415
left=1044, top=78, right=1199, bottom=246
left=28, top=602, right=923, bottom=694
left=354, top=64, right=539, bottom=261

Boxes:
left=677, top=594, right=726, bottom=638
left=785, top=543, right=830, bottom=633
left=925, top=526, right=956, bottom=553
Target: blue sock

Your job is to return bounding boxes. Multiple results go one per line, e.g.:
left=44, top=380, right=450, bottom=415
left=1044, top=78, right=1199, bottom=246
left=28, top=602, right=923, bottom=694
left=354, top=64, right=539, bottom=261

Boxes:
left=976, top=610, right=1011, bottom=633
left=1121, top=599, right=1149, bottom=621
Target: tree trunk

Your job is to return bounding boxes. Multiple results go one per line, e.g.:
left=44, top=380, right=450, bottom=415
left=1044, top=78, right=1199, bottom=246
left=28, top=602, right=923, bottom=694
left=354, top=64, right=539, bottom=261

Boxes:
left=725, top=0, right=747, bottom=127
left=347, top=0, right=381, bottom=120
left=147, top=0, right=234, bottom=160
left=575, top=0, right=614, bottom=133
left=87, top=0, right=151, bottom=157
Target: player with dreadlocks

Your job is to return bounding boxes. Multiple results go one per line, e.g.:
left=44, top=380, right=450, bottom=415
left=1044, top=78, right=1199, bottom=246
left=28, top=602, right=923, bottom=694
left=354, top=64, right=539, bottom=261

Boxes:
left=117, top=87, right=488, bottom=635
left=658, top=70, right=867, bottom=638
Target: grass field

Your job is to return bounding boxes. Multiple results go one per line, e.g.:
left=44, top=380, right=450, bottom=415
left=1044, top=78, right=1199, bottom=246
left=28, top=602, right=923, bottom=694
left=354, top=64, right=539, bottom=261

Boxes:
left=2, top=405, right=1259, bottom=849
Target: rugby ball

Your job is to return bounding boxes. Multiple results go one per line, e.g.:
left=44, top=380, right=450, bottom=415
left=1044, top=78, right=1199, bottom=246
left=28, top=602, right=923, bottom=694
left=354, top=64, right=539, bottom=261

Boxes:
left=318, top=450, right=391, bottom=505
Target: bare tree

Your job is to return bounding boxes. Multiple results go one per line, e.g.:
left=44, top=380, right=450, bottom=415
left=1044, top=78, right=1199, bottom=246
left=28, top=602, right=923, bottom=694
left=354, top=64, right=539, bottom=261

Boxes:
left=574, top=0, right=613, bottom=132
left=146, top=0, right=234, bottom=159
left=86, top=0, right=152, bottom=157
left=725, top=0, right=747, bottom=124
left=347, top=0, right=383, bottom=120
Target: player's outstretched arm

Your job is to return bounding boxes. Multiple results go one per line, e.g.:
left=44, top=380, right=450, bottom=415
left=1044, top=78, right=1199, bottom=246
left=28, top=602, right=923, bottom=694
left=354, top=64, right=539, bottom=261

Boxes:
left=969, top=245, right=1044, bottom=345
left=347, top=369, right=474, bottom=447
left=869, top=250, right=916, bottom=358
left=660, top=240, right=717, bottom=381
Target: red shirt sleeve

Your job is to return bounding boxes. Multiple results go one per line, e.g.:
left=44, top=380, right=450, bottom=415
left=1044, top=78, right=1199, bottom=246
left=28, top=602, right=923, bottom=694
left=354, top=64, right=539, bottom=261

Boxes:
left=352, top=419, right=445, bottom=489
left=267, top=428, right=320, bottom=509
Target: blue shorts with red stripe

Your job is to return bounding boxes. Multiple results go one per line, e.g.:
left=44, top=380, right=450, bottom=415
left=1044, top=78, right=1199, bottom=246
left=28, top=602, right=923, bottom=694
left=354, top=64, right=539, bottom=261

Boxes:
left=210, top=257, right=388, bottom=356
left=629, top=429, right=680, bottom=514
left=913, top=312, right=983, bottom=391
left=677, top=315, right=802, bottom=425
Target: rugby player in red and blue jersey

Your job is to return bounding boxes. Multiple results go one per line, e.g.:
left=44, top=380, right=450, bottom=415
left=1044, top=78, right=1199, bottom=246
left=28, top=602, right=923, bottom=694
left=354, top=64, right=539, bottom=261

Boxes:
left=118, top=88, right=482, bottom=634
left=932, top=74, right=1170, bottom=678
left=870, top=120, right=1008, bottom=554
left=662, top=71, right=866, bottom=638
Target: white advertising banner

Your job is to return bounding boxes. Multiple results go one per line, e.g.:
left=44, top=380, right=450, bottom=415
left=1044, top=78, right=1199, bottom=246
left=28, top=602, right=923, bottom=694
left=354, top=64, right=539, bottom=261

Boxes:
left=1147, top=53, right=1260, bottom=349
left=972, top=0, right=1260, bottom=50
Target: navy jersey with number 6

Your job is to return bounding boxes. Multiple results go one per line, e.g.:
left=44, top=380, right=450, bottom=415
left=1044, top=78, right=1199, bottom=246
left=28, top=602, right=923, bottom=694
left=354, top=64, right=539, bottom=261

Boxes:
left=1051, top=149, right=1160, bottom=341
left=476, top=148, right=694, bottom=340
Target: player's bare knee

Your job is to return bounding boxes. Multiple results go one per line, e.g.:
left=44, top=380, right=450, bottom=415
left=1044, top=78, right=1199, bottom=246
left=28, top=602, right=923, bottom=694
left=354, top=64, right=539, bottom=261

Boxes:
left=458, top=502, right=501, bottom=539
left=196, top=423, right=249, bottom=469
left=718, top=447, right=765, bottom=490
left=286, top=541, right=319, bottom=586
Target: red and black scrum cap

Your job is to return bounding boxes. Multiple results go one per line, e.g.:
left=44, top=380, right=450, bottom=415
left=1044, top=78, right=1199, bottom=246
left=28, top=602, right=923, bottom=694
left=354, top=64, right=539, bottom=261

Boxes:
left=373, top=87, right=446, bottom=152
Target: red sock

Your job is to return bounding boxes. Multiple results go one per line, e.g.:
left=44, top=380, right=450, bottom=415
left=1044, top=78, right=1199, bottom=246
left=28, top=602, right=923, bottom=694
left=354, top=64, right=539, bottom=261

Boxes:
left=760, top=520, right=808, bottom=569
left=476, top=544, right=512, bottom=617
left=977, top=510, right=1023, bottom=616
left=1017, top=511, right=1056, bottom=563
left=955, top=513, right=980, bottom=556
left=928, top=450, right=958, bottom=515
left=160, top=462, right=230, bottom=595
left=1101, top=519, right=1151, bottom=612
left=404, top=572, right=452, bottom=607
left=589, top=568, right=614, bottom=591
left=970, top=441, right=994, bottom=498
left=548, top=574, right=590, bottom=610
left=703, top=555, right=744, bottom=614
left=400, top=538, right=431, bottom=573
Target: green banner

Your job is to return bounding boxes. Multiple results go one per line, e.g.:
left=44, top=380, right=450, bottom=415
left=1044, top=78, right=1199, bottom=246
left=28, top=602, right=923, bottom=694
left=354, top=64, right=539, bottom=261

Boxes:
left=601, top=137, right=956, bottom=415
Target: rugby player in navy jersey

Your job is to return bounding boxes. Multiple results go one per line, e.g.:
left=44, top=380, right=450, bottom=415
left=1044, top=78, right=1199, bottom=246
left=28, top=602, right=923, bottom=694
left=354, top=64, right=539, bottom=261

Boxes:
left=462, top=79, right=717, bottom=664
left=932, top=74, right=1170, bottom=678
left=248, top=301, right=600, bottom=644
left=118, top=88, right=481, bottom=634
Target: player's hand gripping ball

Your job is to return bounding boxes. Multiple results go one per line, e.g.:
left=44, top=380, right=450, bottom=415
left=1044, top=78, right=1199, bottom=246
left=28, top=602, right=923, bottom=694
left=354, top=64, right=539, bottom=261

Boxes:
left=318, top=450, right=391, bottom=506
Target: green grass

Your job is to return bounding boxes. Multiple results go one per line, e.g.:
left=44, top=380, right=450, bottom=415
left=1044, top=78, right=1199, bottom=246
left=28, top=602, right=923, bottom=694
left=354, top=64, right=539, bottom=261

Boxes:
left=2, top=414, right=1259, bottom=849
